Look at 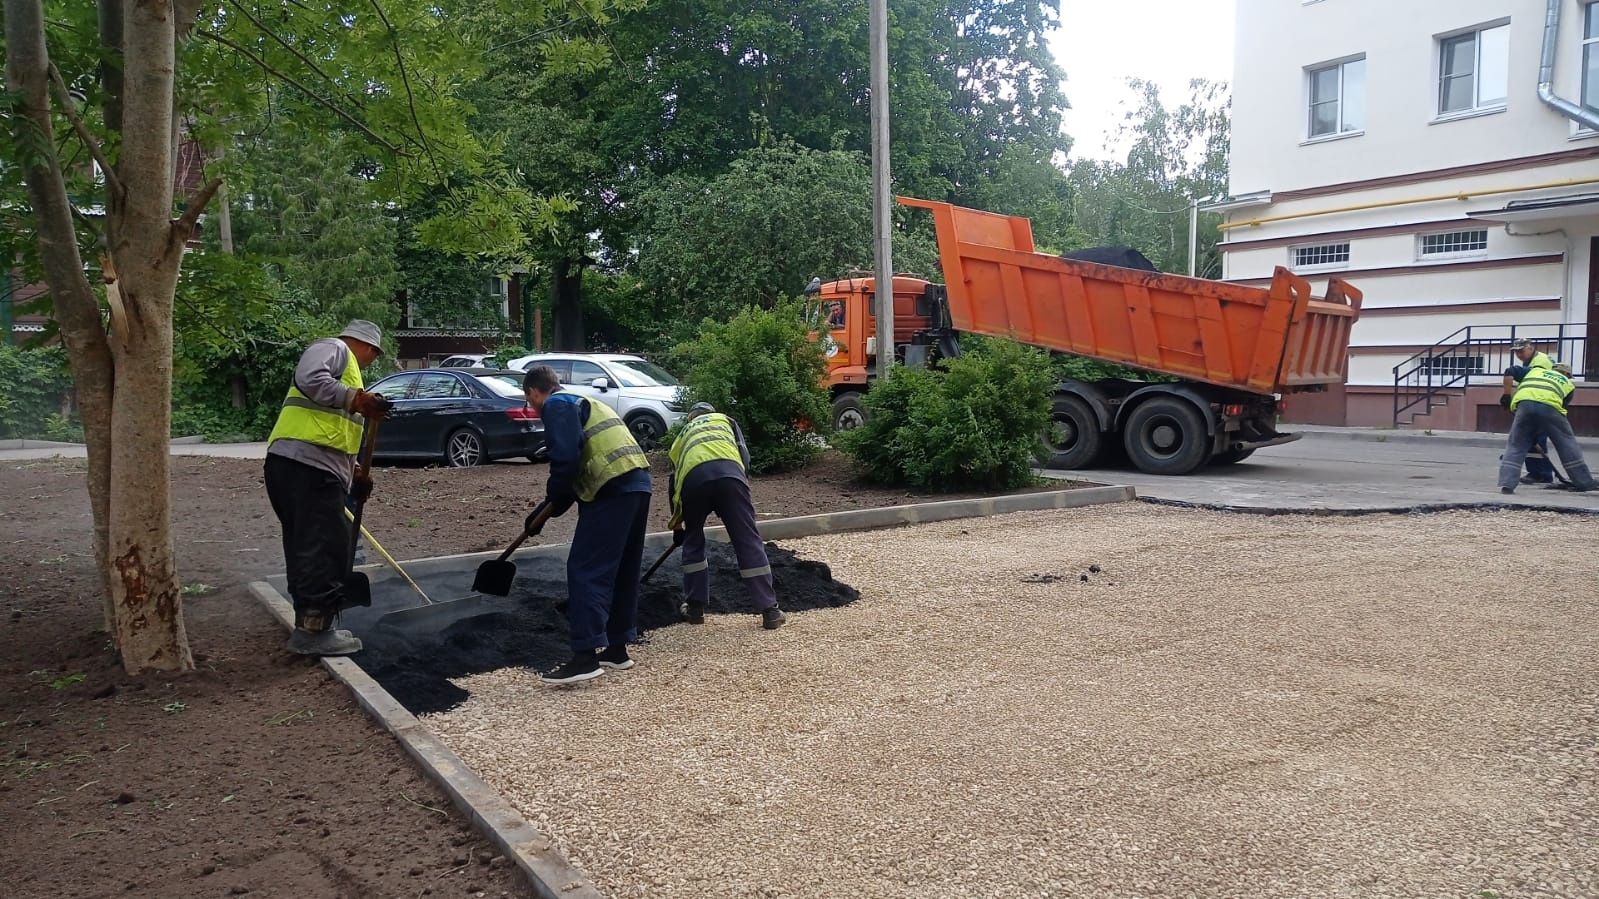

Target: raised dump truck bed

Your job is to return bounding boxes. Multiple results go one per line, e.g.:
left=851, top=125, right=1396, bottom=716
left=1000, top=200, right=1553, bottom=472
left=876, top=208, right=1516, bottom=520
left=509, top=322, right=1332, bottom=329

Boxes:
left=810, top=199, right=1362, bottom=475
left=901, top=196, right=1362, bottom=396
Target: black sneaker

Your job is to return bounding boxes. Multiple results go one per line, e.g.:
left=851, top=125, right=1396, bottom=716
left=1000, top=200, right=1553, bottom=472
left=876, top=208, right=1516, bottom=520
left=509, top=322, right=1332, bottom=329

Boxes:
left=761, top=608, right=786, bottom=630
left=540, top=652, right=602, bottom=685
left=1500, top=487, right=1515, bottom=495
left=598, top=644, right=634, bottom=671
left=680, top=602, right=705, bottom=624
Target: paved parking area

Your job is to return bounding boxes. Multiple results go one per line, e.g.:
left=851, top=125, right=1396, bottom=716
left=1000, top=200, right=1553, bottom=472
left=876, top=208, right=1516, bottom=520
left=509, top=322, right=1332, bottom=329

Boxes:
left=1051, top=431, right=1599, bottom=511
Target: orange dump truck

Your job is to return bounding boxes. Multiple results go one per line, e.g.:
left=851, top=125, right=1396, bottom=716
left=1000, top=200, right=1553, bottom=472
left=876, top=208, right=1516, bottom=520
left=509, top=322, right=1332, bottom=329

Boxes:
left=806, top=198, right=1363, bottom=475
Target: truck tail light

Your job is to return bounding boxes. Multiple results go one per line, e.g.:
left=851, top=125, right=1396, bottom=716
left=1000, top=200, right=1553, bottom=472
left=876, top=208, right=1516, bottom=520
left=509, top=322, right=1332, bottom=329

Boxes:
left=1223, top=404, right=1246, bottom=418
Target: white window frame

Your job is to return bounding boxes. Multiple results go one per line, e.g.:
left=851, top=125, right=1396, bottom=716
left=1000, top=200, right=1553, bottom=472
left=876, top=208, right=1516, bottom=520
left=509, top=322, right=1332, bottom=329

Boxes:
left=1305, top=56, right=1366, bottom=141
left=1583, top=2, right=1598, bottom=117
left=1435, top=22, right=1511, bottom=120
left=1289, top=242, right=1351, bottom=272
left=1416, top=229, right=1490, bottom=261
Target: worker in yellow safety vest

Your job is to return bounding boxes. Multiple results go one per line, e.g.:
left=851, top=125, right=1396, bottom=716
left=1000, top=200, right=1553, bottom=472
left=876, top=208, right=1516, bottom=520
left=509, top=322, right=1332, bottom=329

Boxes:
left=1497, top=362, right=1595, bottom=494
left=264, top=320, right=393, bottom=656
left=668, top=403, right=784, bottom=631
left=521, top=364, right=653, bottom=684
left=1502, top=338, right=1556, bottom=484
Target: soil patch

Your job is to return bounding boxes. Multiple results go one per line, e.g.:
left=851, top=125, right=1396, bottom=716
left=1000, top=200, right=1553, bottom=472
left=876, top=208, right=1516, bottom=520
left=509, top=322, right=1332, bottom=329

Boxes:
left=354, top=542, right=859, bottom=714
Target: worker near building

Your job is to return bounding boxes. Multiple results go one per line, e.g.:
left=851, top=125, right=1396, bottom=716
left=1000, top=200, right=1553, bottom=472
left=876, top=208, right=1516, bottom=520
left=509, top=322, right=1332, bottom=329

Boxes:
left=264, top=320, right=392, bottom=656
left=1497, top=362, right=1596, bottom=494
left=668, top=403, right=785, bottom=630
left=1503, top=338, right=1556, bottom=484
left=522, top=364, right=652, bottom=685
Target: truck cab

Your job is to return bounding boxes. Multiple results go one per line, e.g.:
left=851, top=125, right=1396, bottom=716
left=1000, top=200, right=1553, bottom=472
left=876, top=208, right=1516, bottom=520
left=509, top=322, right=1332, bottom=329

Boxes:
left=804, top=274, right=943, bottom=429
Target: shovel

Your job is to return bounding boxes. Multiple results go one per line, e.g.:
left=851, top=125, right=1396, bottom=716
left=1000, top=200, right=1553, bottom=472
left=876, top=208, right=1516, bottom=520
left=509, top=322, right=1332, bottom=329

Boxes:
left=640, top=530, right=687, bottom=584
left=470, top=499, right=556, bottom=596
left=340, top=421, right=381, bottom=610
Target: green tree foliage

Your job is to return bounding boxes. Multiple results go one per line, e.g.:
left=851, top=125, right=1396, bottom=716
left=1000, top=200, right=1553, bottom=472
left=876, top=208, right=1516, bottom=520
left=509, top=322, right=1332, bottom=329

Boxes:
left=1065, top=79, right=1231, bottom=276
left=840, top=339, right=1053, bottom=491
left=670, top=301, right=829, bottom=474
left=633, top=142, right=940, bottom=332
left=0, top=345, right=71, bottom=439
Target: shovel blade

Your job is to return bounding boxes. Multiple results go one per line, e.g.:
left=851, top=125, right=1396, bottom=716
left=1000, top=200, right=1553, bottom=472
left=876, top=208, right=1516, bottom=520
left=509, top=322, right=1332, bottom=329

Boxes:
left=341, top=572, right=372, bottom=609
left=471, top=559, right=519, bottom=597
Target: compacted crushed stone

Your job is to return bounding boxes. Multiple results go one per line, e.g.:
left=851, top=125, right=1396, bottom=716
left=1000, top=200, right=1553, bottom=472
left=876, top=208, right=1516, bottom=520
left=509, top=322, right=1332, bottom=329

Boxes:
left=423, top=505, right=1599, bottom=899
left=354, top=542, right=858, bottom=713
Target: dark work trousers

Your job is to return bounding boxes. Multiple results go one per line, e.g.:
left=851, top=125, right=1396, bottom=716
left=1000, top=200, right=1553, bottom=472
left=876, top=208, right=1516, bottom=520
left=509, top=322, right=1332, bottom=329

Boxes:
left=1498, top=402, right=1598, bottom=491
left=1524, top=435, right=1556, bottom=483
left=264, top=454, right=352, bottom=623
left=681, top=476, right=777, bottom=610
left=566, top=490, right=650, bottom=652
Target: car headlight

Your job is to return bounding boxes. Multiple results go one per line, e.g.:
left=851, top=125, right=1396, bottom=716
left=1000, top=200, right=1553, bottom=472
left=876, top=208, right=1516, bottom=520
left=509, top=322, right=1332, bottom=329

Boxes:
left=665, top=401, right=685, bottom=412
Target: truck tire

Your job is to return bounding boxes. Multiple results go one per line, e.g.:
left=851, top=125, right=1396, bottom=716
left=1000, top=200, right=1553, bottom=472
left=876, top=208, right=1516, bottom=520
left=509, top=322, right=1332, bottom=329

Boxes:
left=832, top=392, right=868, bottom=431
left=1123, top=397, right=1210, bottom=475
left=1210, top=447, right=1255, bottom=466
left=1040, top=395, right=1102, bottom=469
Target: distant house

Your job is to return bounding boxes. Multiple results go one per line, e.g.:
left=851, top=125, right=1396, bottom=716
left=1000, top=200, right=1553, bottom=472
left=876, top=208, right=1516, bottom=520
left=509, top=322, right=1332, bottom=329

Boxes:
left=393, top=272, right=532, bottom=368
left=1214, top=0, right=1599, bottom=434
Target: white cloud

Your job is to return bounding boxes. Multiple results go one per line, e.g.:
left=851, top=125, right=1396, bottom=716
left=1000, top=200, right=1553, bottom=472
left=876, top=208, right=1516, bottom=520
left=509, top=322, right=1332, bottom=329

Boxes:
left=1049, top=0, right=1235, bottom=161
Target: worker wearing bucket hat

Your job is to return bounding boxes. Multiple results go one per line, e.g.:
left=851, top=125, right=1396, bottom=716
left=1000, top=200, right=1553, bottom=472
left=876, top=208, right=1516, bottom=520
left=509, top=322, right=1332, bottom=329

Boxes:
left=1502, top=339, right=1556, bottom=485
left=668, top=402, right=784, bottom=630
left=264, top=320, right=393, bottom=656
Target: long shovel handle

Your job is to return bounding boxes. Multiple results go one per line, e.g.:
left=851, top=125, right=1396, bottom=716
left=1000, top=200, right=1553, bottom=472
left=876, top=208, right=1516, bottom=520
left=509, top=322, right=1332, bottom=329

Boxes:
left=347, top=419, right=382, bottom=570
left=641, top=543, right=679, bottom=584
left=496, top=499, right=555, bottom=562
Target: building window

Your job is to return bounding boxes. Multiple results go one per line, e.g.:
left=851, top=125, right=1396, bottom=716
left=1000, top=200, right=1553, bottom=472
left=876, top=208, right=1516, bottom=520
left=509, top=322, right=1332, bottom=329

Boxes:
left=1290, top=242, right=1351, bottom=270
left=1438, top=24, right=1509, bottom=116
left=1417, top=229, right=1490, bottom=259
left=1307, top=58, right=1365, bottom=138
left=1584, top=3, right=1598, bottom=114
left=1418, top=355, right=1486, bottom=377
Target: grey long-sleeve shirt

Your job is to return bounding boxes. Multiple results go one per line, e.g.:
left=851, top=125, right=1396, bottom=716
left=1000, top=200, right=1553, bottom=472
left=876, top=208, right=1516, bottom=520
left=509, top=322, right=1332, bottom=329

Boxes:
left=266, top=337, right=364, bottom=489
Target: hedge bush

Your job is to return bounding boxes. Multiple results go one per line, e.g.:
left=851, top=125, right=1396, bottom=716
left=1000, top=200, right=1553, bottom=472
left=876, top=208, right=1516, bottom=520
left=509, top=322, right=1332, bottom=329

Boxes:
left=670, top=301, right=830, bottom=474
left=0, top=345, right=72, bottom=440
left=840, top=339, right=1053, bottom=491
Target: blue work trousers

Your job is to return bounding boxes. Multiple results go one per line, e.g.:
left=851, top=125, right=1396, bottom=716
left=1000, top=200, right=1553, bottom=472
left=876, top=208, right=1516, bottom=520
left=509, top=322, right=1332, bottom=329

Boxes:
left=1498, top=402, right=1597, bottom=491
left=681, top=476, right=777, bottom=610
left=566, top=490, right=650, bottom=652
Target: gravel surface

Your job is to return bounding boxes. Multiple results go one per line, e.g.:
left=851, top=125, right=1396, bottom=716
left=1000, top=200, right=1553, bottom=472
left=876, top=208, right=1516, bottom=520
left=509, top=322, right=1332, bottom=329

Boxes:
left=424, top=505, right=1599, bottom=899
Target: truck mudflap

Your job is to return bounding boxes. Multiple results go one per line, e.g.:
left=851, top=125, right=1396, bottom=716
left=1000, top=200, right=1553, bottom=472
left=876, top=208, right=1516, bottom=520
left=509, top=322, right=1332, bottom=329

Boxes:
left=1233, top=432, right=1302, bottom=452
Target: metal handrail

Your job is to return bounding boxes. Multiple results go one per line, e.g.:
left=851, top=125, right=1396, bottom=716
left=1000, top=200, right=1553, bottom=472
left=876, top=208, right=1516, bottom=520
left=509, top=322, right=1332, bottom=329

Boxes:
left=1392, top=324, right=1589, bottom=426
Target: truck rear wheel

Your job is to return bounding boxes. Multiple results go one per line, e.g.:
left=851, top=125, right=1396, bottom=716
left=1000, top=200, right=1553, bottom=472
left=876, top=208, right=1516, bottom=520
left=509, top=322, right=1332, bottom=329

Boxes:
left=832, top=392, right=867, bottom=431
left=1123, top=397, right=1210, bottom=475
left=1040, top=395, right=1102, bottom=469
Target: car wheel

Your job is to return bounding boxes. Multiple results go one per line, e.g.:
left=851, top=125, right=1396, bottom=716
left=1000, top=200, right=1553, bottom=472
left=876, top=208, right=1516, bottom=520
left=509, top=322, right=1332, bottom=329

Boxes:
left=627, top=413, right=667, bottom=450
left=1122, top=397, right=1210, bottom=476
left=1039, top=394, right=1102, bottom=469
left=445, top=428, right=486, bottom=468
left=832, top=392, right=867, bottom=431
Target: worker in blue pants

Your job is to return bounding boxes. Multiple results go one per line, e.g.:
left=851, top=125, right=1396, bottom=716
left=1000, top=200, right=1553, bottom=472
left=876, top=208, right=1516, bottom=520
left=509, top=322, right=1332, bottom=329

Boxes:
left=522, top=364, right=653, bottom=685
left=668, top=403, right=784, bottom=630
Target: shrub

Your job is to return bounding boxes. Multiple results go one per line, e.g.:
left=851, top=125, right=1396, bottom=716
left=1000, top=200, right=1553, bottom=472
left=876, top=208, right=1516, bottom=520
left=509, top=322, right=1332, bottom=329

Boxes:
left=840, top=339, right=1053, bottom=491
left=0, top=345, right=72, bottom=440
left=670, top=301, right=830, bottom=474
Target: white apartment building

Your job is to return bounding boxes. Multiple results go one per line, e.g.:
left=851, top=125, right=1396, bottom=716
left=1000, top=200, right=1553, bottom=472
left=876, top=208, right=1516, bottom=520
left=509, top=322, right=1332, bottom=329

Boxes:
left=1215, top=0, right=1599, bottom=433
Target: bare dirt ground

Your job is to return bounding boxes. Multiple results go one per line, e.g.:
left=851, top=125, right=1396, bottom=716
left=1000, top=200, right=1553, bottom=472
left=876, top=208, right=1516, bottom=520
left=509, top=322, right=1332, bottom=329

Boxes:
left=0, top=452, right=1059, bottom=899
left=427, top=504, right=1599, bottom=899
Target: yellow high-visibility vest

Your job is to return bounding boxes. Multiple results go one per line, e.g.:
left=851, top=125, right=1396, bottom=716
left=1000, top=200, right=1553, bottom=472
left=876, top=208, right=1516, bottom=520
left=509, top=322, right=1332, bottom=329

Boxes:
left=267, top=346, right=364, bottom=453
left=551, top=394, right=649, bottom=502
left=669, top=412, right=743, bottom=514
left=1511, top=366, right=1574, bottom=414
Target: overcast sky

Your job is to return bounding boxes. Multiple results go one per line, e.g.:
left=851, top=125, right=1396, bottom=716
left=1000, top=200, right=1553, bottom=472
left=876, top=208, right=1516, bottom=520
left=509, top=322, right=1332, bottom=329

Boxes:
left=1049, top=0, right=1236, bottom=161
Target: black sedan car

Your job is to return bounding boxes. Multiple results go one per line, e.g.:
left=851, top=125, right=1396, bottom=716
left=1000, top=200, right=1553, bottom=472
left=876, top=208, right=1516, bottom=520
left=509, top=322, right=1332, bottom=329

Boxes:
left=366, top=368, right=544, bottom=467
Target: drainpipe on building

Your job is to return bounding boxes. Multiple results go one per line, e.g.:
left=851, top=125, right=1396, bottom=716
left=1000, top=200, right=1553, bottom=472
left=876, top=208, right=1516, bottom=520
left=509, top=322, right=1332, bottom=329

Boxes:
left=1538, top=0, right=1599, bottom=132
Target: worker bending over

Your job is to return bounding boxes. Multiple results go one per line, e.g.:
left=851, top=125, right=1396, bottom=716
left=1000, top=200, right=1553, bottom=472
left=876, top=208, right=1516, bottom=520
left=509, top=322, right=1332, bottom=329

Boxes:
left=522, top=365, right=652, bottom=684
left=668, top=403, right=785, bottom=630
left=264, top=320, right=392, bottom=656
left=1498, top=362, right=1596, bottom=494
left=1503, top=338, right=1556, bottom=485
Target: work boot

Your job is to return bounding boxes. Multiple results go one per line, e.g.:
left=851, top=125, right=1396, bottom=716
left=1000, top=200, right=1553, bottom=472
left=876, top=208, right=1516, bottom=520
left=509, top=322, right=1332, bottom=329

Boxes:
left=680, top=601, right=705, bottom=625
left=286, top=627, right=362, bottom=656
left=598, top=644, right=635, bottom=671
left=1521, top=475, right=1552, bottom=485
left=540, top=651, right=603, bottom=686
left=761, top=608, right=786, bottom=630
left=1500, top=487, right=1515, bottom=495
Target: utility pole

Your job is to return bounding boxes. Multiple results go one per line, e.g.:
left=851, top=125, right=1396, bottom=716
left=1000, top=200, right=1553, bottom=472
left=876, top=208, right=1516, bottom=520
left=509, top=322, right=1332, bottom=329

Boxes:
left=870, top=0, right=893, bottom=380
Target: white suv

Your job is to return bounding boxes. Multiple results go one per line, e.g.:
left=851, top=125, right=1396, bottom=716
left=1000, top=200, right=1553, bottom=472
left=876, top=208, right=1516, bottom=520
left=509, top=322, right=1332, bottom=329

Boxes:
left=507, top=352, right=686, bottom=447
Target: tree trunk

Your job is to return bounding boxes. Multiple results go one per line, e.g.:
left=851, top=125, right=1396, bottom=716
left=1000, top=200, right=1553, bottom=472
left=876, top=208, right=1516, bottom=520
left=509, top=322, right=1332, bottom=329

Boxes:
left=5, top=0, right=118, bottom=631
left=101, top=0, right=192, bottom=672
left=551, top=257, right=584, bottom=351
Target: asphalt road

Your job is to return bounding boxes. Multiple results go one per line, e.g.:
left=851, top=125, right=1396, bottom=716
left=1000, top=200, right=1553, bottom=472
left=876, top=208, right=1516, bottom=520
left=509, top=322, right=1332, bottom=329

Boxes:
left=1047, top=431, right=1599, bottom=512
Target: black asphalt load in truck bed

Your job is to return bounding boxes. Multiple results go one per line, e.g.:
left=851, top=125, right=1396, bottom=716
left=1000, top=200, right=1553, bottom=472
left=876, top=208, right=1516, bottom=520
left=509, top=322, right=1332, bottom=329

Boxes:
left=352, top=542, right=859, bottom=714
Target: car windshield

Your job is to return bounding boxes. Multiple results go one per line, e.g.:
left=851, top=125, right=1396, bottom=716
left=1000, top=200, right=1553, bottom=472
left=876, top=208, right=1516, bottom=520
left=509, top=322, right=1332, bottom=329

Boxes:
left=607, top=359, right=680, bottom=388
left=475, top=375, right=524, bottom=398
